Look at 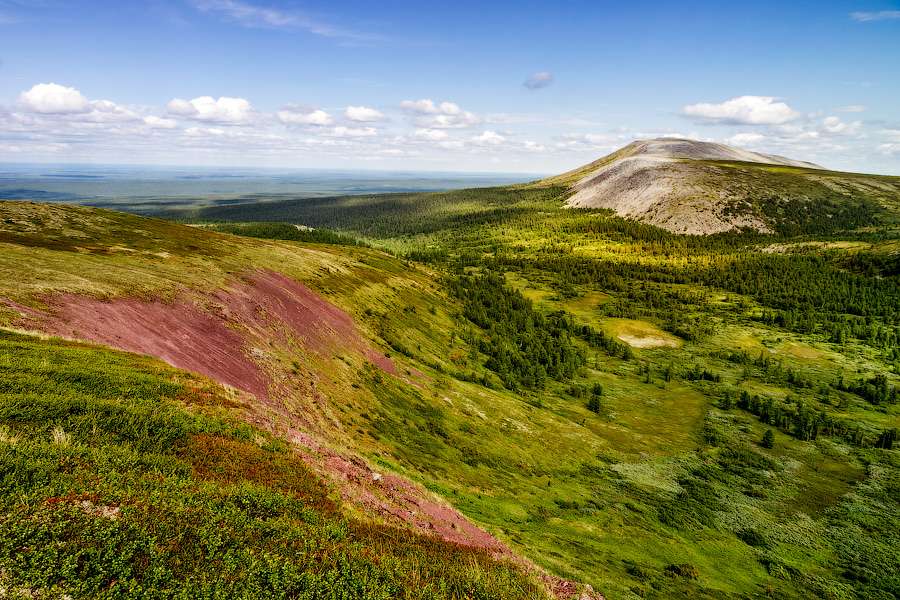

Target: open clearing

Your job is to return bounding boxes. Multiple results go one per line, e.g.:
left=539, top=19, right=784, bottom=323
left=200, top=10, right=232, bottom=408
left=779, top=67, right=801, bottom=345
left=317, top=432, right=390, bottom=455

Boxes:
left=602, top=317, right=683, bottom=349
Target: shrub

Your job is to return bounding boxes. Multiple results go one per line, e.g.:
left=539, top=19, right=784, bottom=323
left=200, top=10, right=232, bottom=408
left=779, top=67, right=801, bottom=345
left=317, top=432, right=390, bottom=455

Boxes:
left=664, top=563, right=700, bottom=580
left=738, top=528, right=769, bottom=548
left=627, top=565, right=654, bottom=580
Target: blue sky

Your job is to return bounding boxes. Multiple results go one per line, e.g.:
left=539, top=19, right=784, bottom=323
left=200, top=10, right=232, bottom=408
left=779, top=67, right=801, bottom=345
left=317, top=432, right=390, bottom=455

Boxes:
left=1, top=0, right=898, bottom=174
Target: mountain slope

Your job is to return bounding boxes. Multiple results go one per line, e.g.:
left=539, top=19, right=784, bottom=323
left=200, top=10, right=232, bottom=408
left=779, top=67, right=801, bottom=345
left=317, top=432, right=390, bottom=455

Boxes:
left=0, top=200, right=603, bottom=599
left=556, top=138, right=900, bottom=234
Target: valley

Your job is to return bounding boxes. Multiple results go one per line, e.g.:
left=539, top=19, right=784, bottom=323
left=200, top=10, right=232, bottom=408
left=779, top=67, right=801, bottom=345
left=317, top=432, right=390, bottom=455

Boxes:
left=2, top=139, right=900, bottom=600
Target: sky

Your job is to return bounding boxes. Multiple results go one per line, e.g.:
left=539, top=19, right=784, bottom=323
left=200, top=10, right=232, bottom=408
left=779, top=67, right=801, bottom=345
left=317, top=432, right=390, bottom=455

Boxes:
left=0, top=0, right=899, bottom=175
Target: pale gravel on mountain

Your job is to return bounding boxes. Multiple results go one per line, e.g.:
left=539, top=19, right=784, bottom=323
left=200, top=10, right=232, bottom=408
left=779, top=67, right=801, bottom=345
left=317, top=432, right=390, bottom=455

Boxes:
left=563, top=138, right=832, bottom=234
left=566, top=156, right=772, bottom=234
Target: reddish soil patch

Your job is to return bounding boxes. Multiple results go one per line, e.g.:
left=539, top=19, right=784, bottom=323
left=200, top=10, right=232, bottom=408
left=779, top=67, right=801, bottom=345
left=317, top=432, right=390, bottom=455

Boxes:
left=6, top=269, right=397, bottom=402
left=8, top=293, right=273, bottom=399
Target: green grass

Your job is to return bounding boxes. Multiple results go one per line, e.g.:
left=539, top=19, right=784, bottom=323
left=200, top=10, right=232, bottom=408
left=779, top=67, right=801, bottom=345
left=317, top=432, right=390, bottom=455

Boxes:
left=0, top=329, right=546, bottom=599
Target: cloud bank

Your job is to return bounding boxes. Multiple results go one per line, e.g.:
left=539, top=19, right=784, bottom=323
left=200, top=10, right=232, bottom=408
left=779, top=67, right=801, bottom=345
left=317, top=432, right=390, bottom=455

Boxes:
left=3, top=83, right=898, bottom=174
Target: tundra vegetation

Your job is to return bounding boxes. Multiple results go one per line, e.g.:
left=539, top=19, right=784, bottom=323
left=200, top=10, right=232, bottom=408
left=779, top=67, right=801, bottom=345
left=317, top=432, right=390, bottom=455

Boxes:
left=3, top=152, right=900, bottom=599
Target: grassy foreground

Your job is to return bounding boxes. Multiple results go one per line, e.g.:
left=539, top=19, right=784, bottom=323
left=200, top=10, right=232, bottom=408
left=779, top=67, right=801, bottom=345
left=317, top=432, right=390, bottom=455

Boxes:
left=0, top=329, right=545, bottom=599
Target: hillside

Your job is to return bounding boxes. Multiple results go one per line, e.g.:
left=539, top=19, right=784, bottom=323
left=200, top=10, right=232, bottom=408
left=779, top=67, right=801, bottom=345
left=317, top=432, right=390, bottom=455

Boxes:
left=556, top=138, right=900, bottom=234
left=4, top=172, right=900, bottom=600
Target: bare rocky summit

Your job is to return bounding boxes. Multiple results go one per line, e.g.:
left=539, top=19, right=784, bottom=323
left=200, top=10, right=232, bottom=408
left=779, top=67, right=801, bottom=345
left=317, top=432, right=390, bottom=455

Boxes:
left=556, top=138, right=899, bottom=235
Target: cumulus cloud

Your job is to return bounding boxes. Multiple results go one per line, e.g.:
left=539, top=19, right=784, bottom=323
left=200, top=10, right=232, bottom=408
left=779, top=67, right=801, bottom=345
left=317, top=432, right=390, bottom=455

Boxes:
left=345, top=105, right=388, bottom=122
left=850, top=10, right=900, bottom=21
left=678, top=96, right=803, bottom=126
left=13, top=83, right=143, bottom=124
left=714, top=111, right=882, bottom=166
left=166, top=96, right=260, bottom=125
left=398, top=99, right=483, bottom=129
left=276, top=104, right=333, bottom=126
left=15, top=83, right=91, bottom=114
left=523, top=72, right=554, bottom=91
left=822, top=116, right=861, bottom=135
left=471, top=131, right=506, bottom=146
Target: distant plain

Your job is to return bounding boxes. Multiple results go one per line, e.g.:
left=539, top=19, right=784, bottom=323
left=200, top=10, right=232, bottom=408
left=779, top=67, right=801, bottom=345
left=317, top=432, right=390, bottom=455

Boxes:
left=0, top=163, right=543, bottom=214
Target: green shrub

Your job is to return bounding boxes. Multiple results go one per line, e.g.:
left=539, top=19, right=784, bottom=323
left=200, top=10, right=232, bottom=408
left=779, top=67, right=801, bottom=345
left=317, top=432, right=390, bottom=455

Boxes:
left=627, top=565, right=654, bottom=580
left=664, top=563, right=700, bottom=580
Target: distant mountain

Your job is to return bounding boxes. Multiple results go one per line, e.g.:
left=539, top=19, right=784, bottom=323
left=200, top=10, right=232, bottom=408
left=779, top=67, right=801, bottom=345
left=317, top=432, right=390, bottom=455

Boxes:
left=544, top=138, right=900, bottom=235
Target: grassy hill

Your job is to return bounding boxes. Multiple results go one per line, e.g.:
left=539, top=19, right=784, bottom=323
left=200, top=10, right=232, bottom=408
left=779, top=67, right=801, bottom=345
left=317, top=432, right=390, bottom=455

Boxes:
left=4, top=140, right=900, bottom=600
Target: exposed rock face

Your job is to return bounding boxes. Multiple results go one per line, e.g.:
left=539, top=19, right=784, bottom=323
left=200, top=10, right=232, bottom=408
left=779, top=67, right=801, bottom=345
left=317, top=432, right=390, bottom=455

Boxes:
left=563, top=138, right=825, bottom=234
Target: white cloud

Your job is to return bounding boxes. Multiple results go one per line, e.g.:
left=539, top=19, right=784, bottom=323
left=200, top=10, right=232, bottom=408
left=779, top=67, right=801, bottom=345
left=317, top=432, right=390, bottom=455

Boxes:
left=554, top=132, right=627, bottom=151
left=523, top=72, right=554, bottom=91
left=727, top=132, right=765, bottom=146
left=345, top=105, right=388, bottom=122
left=13, top=83, right=144, bottom=124
left=321, top=126, right=378, bottom=138
left=398, top=99, right=483, bottom=129
left=850, top=10, right=900, bottom=21
left=84, top=100, right=144, bottom=123
left=398, top=99, right=443, bottom=115
left=522, top=140, right=548, bottom=152
left=679, top=96, right=803, bottom=126
left=437, top=140, right=465, bottom=150
left=276, top=104, right=333, bottom=126
left=835, top=105, right=870, bottom=112
left=15, top=83, right=91, bottom=114
left=166, top=96, right=260, bottom=125
left=877, top=129, right=900, bottom=154
left=471, top=131, right=506, bottom=146
left=144, top=116, right=180, bottom=129
left=410, top=128, right=450, bottom=141
left=822, top=116, right=861, bottom=135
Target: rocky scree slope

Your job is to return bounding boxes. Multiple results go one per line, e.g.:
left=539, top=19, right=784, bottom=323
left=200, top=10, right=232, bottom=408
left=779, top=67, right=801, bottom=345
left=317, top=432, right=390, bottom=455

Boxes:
left=555, top=138, right=900, bottom=235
